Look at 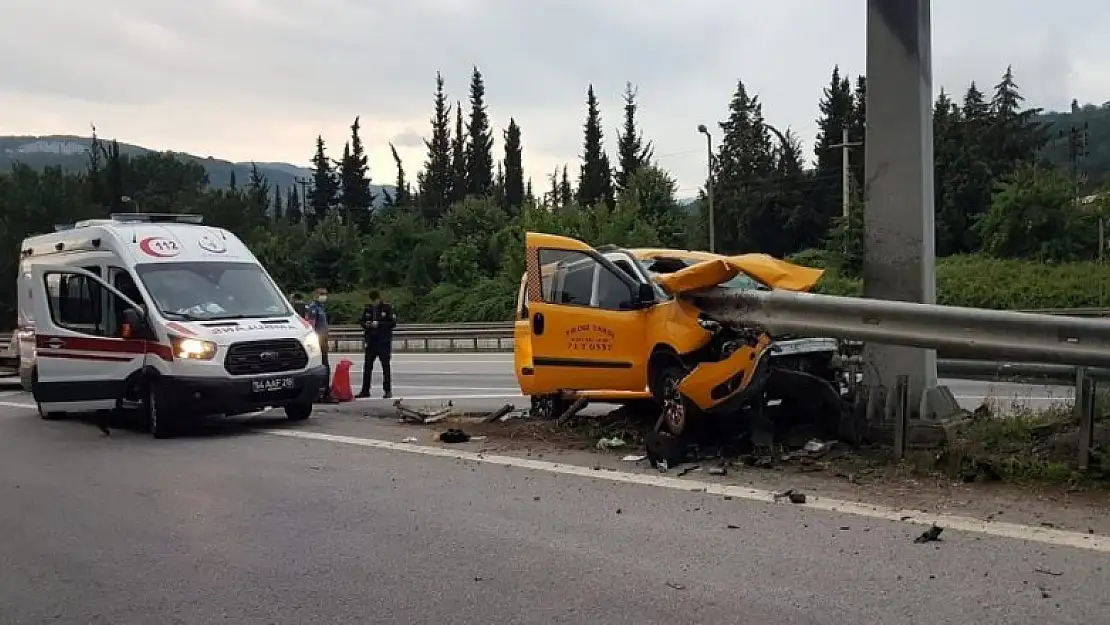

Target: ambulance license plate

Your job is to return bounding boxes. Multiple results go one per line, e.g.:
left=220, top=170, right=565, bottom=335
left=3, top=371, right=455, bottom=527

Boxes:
left=253, top=376, right=294, bottom=393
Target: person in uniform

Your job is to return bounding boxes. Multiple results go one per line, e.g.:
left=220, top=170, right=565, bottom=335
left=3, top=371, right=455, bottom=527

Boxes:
left=356, top=289, right=395, bottom=399
left=306, top=288, right=336, bottom=403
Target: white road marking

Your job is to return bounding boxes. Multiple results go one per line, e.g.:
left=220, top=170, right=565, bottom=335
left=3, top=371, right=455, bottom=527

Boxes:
left=354, top=393, right=525, bottom=402
left=262, top=428, right=1110, bottom=554
left=0, top=401, right=35, bottom=410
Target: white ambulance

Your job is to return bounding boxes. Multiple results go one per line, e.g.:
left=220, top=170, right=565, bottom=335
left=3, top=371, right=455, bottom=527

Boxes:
left=15, top=213, right=328, bottom=438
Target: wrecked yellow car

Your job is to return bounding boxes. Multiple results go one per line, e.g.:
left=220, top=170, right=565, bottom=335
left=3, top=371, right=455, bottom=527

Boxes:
left=513, top=233, right=847, bottom=440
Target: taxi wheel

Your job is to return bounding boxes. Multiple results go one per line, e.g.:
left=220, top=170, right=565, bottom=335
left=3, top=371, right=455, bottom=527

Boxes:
left=530, top=395, right=565, bottom=420
left=655, top=365, right=693, bottom=437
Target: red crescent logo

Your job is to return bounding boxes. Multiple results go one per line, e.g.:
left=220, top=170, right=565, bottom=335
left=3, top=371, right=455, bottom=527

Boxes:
left=139, top=236, right=180, bottom=258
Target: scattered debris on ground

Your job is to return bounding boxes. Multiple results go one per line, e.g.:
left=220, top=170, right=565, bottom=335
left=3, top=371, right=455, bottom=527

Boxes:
left=556, top=397, right=590, bottom=427
left=914, top=525, right=944, bottom=544
left=596, top=437, right=626, bottom=450
left=1034, top=568, right=1062, bottom=577
left=482, top=404, right=517, bottom=423
left=773, top=489, right=807, bottom=504
left=439, top=428, right=471, bottom=444
left=394, top=399, right=454, bottom=424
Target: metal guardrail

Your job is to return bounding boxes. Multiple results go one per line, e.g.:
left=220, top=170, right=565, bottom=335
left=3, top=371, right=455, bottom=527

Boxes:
left=4, top=309, right=1110, bottom=386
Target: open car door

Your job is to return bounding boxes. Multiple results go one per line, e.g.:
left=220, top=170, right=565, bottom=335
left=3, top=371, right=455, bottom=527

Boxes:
left=520, top=232, right=650, bottom=394
left=30, top=264, right=150, bottom=415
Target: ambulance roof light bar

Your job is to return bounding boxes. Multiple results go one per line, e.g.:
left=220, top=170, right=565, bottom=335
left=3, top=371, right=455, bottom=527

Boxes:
left=109, top=213, right=205, bottom=225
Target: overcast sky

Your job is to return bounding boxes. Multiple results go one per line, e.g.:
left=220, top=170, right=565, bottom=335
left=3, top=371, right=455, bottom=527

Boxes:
left=2, top=0, right=1108, bottom=197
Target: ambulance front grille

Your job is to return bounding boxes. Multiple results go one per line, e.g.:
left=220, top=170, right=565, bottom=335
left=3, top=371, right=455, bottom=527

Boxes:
left=224, top=339, right=308, bottom=375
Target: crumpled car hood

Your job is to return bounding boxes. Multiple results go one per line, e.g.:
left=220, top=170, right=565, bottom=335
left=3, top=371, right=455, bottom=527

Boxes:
left=654, top=254, right=824, bottom=294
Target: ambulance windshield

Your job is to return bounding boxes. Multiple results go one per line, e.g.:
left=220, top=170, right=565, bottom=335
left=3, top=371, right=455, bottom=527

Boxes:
left=136, top=261, right=292, bottom=321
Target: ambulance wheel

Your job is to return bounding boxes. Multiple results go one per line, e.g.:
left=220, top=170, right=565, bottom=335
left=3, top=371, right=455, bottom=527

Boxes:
left=284, top=402, right=312, bottom=421
left=144, top=380, right=178, bottom=439
left=37, top=405, right=65, bottom=420
left=31, top=369, right=64, bottom=420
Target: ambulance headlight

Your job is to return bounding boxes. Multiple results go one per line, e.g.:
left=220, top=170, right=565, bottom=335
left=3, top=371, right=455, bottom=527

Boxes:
left=171, top=336, right=217, bottom=360
left=302, top=331, right=321, bottom=356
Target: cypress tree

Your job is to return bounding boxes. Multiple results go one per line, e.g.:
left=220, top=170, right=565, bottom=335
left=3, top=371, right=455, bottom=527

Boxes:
left=615, top=82, right=653, bottom=192
left=577, top=84, right=614, bottom=207
left=418, top=71, right=453, bottom=221
left=465, top=66, right=494, bottom=197
left=502, top=118, right=524, bottom=211
left=309, top=136, right=337, bottom=221
left=389, top=142, right=410, bottom=207
left=338, top=116, right=374, bottom=229
left=286, top=185, right=301, bottom=223
left=450, top=101, right=467, bottom=202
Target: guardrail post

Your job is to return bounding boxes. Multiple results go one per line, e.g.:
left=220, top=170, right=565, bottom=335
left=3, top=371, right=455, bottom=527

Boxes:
left=1076, top=367, right=1096, bottom=471
left=894, top=374, right=909, bottom=460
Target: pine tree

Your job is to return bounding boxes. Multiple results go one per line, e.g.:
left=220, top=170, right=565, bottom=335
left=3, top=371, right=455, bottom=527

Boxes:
left=577, top=85, right=614, bottom=207
left=615, top=82, right=653, bottom=192
left=418, top=71, right=453, bottom=221
left=849, top=76, right=867, bottom=194
left=286, top=186, right=302, bottom=223
left=933, top=89, right=965, bottom=256
left=547, top=168, right=560, bottom=207
left=450, top=101, right=467, bottom=202
left=714, top=80, right=776, bottom=253
left=310, top=135, right=337, bottom=222
left=502, top=118, right=524, bottom=211
left=87, top=124, right=105, bottom=209
left=338, top=116, right=374, bottom=229
left=810, top=66, right=855, bottom=248
left=246, top=162, right=271, bottom=227
left=988, top=66, right=1050, bottom=178
left=559, top=166, right=574, bottom=207
left=105, top=139, right=124, bottom=212
left=272, top=183, right=284, bottom=220
left=465, top=66, right=494, bottom=197
left=525, top=178, right=534, bottom=204
left=389, top=143, right=410, bottom=207
left=228, top=170, right=237, bottom=189
left=950, top=82, right=995, bottom=253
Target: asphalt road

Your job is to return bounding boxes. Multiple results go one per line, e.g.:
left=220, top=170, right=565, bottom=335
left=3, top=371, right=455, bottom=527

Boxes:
left=2, top=407, right=1109, bottom=625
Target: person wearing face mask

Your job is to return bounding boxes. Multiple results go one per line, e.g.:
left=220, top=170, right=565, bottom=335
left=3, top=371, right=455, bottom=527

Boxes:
left=306, top=288, right=336, bottom=403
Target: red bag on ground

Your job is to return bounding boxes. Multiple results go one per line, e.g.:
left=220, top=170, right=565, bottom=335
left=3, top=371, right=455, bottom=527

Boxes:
left=331, top=359, right=354, bottom=402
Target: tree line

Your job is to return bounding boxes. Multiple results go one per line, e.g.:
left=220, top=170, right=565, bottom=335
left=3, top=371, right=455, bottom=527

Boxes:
left=1, top=65, right=1107, bottom=329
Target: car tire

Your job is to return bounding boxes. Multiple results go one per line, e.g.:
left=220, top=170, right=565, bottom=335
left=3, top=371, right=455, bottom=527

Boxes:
left=144, top=380, right=178, bottom=439
left=652, top=362, right=696, bottom=437
left=37, top=404, right=65, bottom=420
left=284, top=402, right=312, bottom=422
left=31, top=369, right=64, bottom=420
left=530, top=394, right=566, bottom=420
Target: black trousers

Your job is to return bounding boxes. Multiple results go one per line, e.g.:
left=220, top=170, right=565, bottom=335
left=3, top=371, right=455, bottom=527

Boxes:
left=360, top=341, right=392, bottom=394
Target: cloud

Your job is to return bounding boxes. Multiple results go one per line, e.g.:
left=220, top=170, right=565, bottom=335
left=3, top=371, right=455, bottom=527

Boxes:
left=1, top=0, right=1108, bottom=197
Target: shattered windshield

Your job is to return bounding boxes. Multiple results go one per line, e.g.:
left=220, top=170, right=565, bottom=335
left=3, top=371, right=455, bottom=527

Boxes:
left=136, top=261, right=292, bottom=320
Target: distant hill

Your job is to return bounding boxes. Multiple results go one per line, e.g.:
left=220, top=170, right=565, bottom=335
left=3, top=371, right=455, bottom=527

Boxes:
left=1036, top=102, right=1110, bottom=190
left=0, top=135, right=395, bottom=207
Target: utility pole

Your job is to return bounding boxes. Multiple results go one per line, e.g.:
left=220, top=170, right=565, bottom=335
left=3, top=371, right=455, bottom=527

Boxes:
left=1061, top=123, right=1093, bottom=257
left=697, top=124, right=714, bottom=253
left=830, top=127, right=862, bottom=220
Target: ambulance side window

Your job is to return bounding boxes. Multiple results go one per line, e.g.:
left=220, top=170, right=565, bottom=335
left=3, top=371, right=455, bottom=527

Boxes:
left=45, top=272, right=105, bottom=336
left=44, top=271, right=131, bottom=339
